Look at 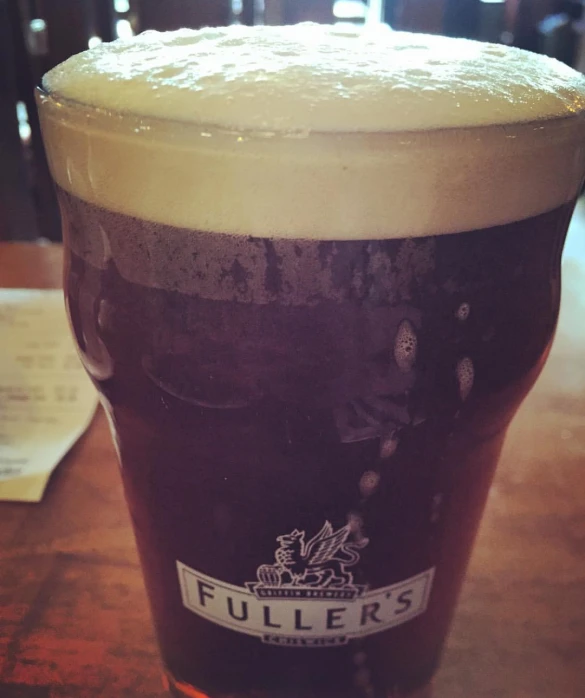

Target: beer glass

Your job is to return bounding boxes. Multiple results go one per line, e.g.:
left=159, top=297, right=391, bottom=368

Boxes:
left=37, top=26, right=585, bottom=698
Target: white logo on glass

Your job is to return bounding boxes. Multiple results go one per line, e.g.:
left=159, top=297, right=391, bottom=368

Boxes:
left=177, top=521, right=435, bottom=647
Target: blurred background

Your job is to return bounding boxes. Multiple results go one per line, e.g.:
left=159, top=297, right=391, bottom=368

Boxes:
left=2, top=0, right=585, bottom=243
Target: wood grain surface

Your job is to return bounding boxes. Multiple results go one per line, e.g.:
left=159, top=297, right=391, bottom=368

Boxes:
left=0, top=225, right=584, bottom=698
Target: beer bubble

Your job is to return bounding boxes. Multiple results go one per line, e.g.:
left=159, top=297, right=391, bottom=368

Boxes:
left=456, top=302, right=470, bottom=321
left=348, top=512, right=365, bottom=540
left=456, top=356, right=474, bottom=402
left=380, top=434, right=399, bottom=459
left=354, top=667, right=372, bottom=689
left=430, top=493, right=443, bottom=523
left=394, top=319, right=417, bottom=373
left=408, top=68, right=432, bottom=78
left=359, top=470, right=380, bottom=496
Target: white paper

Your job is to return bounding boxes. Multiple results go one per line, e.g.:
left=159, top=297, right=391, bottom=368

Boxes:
left=0, top=289, right=98, bottom=502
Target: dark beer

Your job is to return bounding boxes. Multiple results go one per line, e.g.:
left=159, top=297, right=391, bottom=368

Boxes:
left=39, top=23, right=585, bottom=698
left=59, top=190, right=573, bottom=698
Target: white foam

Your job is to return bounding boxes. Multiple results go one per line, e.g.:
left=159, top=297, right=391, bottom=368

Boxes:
left=39, top=24, right=585, bottom=238
left=43, top=24, right=585, bottom=133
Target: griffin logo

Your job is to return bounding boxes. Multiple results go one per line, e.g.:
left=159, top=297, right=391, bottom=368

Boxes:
left=248, top=522, right=368, bottom=600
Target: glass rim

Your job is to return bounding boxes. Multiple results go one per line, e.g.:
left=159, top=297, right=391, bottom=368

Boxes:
left=35, top=85, right=585, bottom=141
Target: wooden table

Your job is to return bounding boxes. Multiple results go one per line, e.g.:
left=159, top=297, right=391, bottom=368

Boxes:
left=1, top=233, right=584, bottom=698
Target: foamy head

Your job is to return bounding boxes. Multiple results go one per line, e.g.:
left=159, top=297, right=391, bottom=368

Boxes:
left=40, top=24, right=585, bottom=238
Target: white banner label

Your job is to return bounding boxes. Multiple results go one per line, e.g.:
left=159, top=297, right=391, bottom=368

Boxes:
left=177, top=560, right=434, bottom=647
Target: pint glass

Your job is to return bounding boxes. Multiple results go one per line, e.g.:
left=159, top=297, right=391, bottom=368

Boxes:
left=38, top=26, right=585, bottom=698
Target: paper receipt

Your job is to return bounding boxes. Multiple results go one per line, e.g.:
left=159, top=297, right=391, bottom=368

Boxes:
left=0, top=289, right=98, bottom=502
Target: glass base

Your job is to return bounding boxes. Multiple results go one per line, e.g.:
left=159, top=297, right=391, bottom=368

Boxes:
left=164, top=671, right=433, bottom=698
